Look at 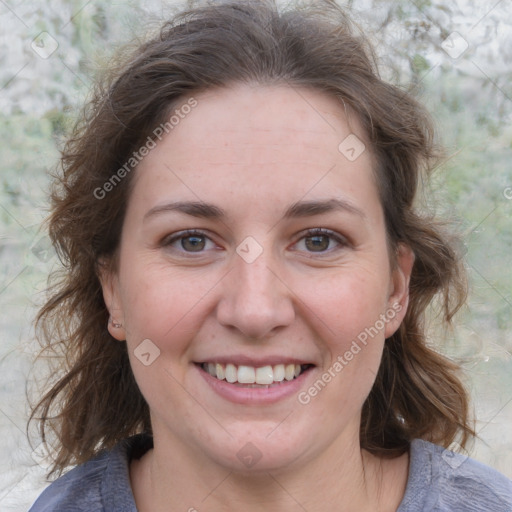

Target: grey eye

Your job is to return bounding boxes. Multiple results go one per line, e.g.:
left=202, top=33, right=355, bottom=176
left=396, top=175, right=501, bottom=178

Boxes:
left=180, top=235, right=206, bottom=252
left=304, top=234, right=331, bottom=252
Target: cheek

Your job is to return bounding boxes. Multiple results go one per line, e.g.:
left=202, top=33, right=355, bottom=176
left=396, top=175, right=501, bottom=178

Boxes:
left=118, top=261, right=217, bottom=414
left=299, top=272, right=388, bottom=420
left=294, top=266, right=390, bottom=412
left=118, top=259, right=219, bottom=354
left=301, top=266, right=390, bottom=353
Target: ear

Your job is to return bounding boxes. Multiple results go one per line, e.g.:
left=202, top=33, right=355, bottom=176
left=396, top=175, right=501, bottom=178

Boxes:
left=384, top=243, right=415, bottom=339
left=97, top=258, right=126, bottom=341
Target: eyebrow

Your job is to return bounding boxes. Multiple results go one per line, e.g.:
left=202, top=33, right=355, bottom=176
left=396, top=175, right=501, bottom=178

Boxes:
left=143, top=198, right=366, bottom=222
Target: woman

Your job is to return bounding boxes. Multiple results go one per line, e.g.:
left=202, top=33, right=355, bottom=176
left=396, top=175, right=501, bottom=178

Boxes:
left=28, top=1, right=512, bottom=511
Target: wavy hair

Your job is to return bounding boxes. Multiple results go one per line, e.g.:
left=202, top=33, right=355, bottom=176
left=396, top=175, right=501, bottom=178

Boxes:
left=29, top=0, right=474, bottom=476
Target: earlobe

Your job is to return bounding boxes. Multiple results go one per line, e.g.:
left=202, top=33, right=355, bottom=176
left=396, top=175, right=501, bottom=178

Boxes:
left=97, top=259, right=126, bottom=341
left=384, top=244, right=415, bottom=338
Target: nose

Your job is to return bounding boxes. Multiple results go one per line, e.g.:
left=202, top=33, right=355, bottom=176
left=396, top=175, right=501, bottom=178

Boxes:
left=215, top=246, right=295, bottom=340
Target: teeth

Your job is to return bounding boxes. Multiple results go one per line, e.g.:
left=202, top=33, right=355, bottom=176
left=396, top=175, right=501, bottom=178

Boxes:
left=215, top=363, right=225, bottom=380
left=273, top=364, right=285, bottom=382
left=285, top=364, right=295, bottom=381
left=238, top=365, right=256, bottom=384
left=225, top=363, right=237, bottom=383
left=202, top=362, right=305, bottom=384
left=255, top=366, right=274, bottom=385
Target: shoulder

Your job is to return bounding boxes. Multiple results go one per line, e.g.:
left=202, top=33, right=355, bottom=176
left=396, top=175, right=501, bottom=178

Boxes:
left=27, top=434, right=152, bottom=512
left=398, top=439, right=512, bottom=512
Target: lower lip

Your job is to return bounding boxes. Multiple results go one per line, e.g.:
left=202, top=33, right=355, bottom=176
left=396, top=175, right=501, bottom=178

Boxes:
left=195, top=364, right=313, bottom=405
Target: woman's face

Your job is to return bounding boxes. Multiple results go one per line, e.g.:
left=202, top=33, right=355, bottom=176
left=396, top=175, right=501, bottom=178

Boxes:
left=101, top=84, right=413, bottom=472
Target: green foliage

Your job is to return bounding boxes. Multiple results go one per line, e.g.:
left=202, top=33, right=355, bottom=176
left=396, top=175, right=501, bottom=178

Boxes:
left=411, top=53, right=430, bottom=74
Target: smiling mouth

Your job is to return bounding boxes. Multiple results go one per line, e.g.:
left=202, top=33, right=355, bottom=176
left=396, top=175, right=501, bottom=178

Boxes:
left=197, top=362, right=314, bottom=387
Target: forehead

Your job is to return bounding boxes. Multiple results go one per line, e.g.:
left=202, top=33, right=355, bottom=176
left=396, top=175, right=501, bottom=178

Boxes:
left=166, top=84, right=366, bottom=159
left=129, top=84, right=379, bottom=220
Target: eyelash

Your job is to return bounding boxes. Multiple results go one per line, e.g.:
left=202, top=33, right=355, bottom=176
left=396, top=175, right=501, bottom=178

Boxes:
left=161, top=228, right=349, bottom=255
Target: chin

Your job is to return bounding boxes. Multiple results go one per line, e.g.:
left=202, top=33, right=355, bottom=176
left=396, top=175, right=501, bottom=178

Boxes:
left=198, top=421, right=319, bottom=474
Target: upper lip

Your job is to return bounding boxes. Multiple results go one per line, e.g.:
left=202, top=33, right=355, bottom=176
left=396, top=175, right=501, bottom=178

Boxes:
left=195, top=355, right=316, bottom=367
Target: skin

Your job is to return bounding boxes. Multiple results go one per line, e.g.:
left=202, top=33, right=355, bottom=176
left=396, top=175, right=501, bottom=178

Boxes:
left=100, top=83, right=415, bottom=512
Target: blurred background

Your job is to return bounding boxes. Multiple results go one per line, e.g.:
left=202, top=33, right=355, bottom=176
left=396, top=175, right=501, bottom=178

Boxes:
left=0, top=0, right=511, bottom=510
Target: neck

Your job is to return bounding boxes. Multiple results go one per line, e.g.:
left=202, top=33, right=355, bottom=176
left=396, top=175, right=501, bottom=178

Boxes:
left=130, top=427, right=409, bottom=512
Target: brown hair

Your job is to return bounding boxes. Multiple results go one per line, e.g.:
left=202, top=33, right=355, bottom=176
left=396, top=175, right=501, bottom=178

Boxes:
left=29, top=0, right=474, bottom=476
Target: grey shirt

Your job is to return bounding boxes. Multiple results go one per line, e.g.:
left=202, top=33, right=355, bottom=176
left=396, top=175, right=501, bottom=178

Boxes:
left=28, top=435, right=512, bottom=511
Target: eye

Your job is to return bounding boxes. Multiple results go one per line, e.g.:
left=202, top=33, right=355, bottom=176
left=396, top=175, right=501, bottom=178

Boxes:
left=293, top=228, right=348, bottom=253
left=161, top=228, right=348, bottom=255
left=162, top=230, right=217, bottom=253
